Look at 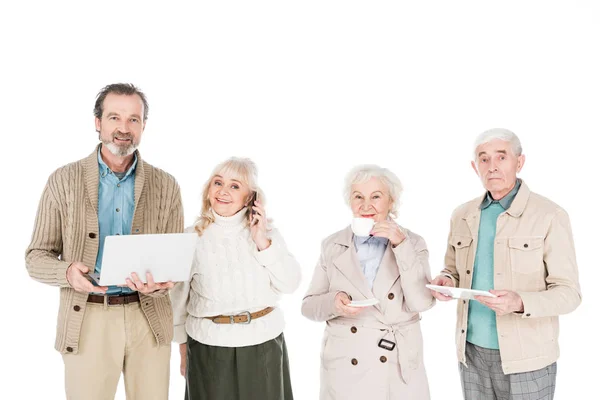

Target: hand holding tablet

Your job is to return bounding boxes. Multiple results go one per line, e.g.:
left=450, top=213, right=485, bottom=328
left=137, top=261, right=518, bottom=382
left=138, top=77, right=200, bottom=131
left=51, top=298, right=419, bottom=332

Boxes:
left=426, top=284, right=496, bottom=300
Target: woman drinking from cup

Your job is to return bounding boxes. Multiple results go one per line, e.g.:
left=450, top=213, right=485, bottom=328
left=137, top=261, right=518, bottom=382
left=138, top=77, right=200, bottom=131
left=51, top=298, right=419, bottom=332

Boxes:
left=301, top=164, right=435, bottom=400
left=171, top=157, right=301, bottom=400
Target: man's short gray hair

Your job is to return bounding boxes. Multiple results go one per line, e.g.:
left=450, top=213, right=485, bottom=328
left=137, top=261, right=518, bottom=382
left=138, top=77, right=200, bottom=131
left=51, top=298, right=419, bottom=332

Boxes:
left=344, top=164, right=404, bottom=218
left=473, top=128, right=523, bottom=160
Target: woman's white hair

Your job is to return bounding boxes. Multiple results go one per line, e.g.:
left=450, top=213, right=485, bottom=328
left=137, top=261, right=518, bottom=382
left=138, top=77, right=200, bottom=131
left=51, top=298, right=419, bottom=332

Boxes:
left=473, top=128, right=523, bottom=160
left=344, top=164, right=404, bottom=218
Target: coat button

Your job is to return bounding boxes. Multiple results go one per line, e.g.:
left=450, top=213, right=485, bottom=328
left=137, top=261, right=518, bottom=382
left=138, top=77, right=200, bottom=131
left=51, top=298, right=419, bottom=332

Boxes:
left=351, top=326, right=357, bottom=334
left=66, top=347, right=73, bottom=352
left=524, top=243, right=529, bottom=248
left=348, top=295, right=353, bottom=301
left=73, top=305, right=80, bottom=312
left=457, top=241, right=462, bottom=246
left=466, top=270, right=471, bottom=274
left=461, top=329, right=465, bottom=333
left=388, top=293, right=395, bottom=300
left=88, top=232, right=96, bottom=239
left=526, top=313, right=531, bottom=317
left=351, top=358, right=358, bottom=366
left=380, top=356, right=387, bottom=363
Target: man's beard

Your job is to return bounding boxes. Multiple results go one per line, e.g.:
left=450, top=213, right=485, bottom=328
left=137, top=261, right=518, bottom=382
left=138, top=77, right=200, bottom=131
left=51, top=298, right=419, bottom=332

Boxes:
left=100, top=131, right=138, bottom=157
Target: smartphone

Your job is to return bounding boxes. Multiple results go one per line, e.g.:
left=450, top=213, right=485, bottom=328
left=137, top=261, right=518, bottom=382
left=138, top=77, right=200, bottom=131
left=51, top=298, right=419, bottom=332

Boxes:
left=249, top=192, right=258, bottom=225
left=249, top=191, right=257, bottom=215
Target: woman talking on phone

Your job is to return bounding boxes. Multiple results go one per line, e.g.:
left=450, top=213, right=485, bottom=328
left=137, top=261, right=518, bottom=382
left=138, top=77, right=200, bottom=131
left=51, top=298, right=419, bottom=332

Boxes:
left=171, top=157, right=301, bottom=400
left=301, top=164, right=435, bottom=400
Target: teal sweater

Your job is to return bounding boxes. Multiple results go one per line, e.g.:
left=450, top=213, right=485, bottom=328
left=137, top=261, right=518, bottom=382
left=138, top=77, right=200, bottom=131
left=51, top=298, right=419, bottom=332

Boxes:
left=467, top=180, right=521, bottom=349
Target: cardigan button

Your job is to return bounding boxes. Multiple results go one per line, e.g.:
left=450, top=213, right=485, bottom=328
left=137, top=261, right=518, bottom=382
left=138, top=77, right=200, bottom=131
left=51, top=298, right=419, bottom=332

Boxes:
left=73, top=305, right=80, bottom=312
left=88, top=232, right=96, bottom=239
left=66, top=347, right=73, bottom=352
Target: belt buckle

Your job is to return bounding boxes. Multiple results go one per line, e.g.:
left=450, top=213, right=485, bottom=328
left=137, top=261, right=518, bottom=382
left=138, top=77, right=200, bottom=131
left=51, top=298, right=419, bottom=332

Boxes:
left=236, top=311, right=252, bottom=324
left=378, top=338, right=396, bottom=351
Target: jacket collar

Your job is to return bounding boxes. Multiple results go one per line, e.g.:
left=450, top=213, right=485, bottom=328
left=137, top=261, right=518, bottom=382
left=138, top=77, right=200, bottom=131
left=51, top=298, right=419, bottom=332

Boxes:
left=464, top=179, right=531, bottom=221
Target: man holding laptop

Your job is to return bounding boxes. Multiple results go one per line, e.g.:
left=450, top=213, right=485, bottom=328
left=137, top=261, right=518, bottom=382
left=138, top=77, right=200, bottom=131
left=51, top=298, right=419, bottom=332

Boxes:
left=25, top=83, right=183, bottom=399
left=429, top=129, right=581, bottom=400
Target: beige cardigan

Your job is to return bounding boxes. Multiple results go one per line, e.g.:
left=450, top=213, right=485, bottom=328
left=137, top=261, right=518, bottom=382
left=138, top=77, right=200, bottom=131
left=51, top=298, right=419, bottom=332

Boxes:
left=25, top=145, right=183, bottom=354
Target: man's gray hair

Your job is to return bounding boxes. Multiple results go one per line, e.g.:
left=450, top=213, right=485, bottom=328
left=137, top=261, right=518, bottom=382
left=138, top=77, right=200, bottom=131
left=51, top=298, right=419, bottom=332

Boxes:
left=473, top=128, right=522, bottom=160
left=343, top=164, right=403, bottom=218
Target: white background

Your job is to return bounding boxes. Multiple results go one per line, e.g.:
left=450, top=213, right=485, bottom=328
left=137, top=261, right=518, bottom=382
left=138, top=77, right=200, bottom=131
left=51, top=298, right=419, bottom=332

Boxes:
left=0, top=1, right=598, bottom=399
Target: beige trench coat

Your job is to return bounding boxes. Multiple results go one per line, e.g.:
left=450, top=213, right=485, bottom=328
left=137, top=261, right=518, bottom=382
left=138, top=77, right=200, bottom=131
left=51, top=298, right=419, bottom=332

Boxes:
left=302, top=226, right=435, bottom=400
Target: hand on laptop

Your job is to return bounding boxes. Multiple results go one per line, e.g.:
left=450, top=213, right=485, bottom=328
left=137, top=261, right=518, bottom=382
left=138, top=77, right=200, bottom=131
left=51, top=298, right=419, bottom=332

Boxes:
left=124, top=272, right=175, bottom=294
left=66, top=262, right=108, bottom=294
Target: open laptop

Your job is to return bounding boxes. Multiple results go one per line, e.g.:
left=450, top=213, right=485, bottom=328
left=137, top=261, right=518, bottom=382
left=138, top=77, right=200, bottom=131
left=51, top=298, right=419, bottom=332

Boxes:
left=89, top=233, right=197, bottom=286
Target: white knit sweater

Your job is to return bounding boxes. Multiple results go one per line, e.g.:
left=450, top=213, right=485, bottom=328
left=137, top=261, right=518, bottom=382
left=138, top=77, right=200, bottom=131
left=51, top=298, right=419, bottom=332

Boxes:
left=171, top=208, right=301, bottom=347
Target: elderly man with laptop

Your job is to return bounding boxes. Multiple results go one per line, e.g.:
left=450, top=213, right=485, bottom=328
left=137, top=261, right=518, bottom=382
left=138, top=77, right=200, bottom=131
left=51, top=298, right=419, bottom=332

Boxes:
left=25, top=83, right=183, bottom=400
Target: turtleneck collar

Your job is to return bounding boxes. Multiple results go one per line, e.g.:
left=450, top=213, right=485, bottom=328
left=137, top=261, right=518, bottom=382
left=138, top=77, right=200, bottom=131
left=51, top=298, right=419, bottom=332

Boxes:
left=212, top=207, right=247, bottom=228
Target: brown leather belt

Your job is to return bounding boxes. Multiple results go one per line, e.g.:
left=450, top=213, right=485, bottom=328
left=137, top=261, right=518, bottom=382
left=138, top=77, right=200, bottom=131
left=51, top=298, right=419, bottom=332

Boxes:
left=207, top=307, right=274, bottom=324
left=87, top=293, right=140, bottom=306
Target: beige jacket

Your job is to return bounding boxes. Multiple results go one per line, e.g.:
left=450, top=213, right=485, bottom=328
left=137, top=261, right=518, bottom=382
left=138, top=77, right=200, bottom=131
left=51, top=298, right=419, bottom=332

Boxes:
left=302, top=226, right=435, bottom=400
left=25, top=146, right=184, bottom=354
left=441, top=181, right=581, bottom=374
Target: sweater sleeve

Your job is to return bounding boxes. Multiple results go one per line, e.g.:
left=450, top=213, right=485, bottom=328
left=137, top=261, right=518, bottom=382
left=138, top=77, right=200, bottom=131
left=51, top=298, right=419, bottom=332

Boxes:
left=170, top=227, right=197, bottom=344
left=25, top=177, right=71, bottom=287
left=253, top=228, right=301, bottom=295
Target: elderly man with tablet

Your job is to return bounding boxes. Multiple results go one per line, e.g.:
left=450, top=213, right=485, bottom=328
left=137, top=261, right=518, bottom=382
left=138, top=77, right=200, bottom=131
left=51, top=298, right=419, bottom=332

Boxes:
left=429, top=129, right=581, bottom=400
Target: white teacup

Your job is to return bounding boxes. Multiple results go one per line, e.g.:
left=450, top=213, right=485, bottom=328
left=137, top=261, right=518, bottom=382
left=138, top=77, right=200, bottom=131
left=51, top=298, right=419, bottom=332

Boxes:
left=351, top=217, right=375, bottom=236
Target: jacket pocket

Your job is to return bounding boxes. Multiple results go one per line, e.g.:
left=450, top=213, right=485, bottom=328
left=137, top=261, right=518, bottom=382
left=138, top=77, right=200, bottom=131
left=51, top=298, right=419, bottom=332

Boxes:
left=508, top=237, right=545, bottom=290
left=450, top=235, right=473, bottom=275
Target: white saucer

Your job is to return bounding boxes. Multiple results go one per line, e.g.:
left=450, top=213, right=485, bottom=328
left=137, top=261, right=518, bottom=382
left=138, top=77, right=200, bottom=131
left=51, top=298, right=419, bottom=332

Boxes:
left=348, top=298, right=380, bottom=307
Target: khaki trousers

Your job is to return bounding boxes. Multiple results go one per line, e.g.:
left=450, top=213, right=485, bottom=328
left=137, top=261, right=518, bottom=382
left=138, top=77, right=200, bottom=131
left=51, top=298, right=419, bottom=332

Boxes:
left=62, top=301, right=171, bottom=400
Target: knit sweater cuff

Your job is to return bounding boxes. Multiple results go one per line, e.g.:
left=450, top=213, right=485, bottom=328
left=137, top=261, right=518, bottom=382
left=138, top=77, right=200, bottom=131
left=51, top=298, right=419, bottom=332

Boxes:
left=253, top=240, right=282, bottom=266
left=174, top=325, right=188, bottom=344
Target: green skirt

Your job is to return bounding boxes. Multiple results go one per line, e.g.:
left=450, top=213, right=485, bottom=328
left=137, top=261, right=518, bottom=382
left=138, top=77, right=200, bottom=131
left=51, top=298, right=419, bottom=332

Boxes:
left=185, top=333, right=294, bottom=400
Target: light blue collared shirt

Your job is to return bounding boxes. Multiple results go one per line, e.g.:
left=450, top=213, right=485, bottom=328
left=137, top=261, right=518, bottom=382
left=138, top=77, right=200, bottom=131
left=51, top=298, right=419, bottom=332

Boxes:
left=353, top=235, right=389, bottom=289
left=95, top=147, right=137, bottom=295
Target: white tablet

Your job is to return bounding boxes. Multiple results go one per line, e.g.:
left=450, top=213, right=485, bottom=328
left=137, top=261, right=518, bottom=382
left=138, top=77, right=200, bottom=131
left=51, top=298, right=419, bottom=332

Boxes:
left=348, top=298, right=380, bottom=308
left=426, top=284, right=496, bottom=300
left=90, top=233, right=197, bottom=286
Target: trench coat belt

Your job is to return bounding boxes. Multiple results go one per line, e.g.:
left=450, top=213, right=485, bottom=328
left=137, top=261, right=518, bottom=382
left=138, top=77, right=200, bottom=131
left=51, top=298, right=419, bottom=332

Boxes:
left=379, top=323, right=414, bottom=384
left=331, top=317, right=419, bottom=385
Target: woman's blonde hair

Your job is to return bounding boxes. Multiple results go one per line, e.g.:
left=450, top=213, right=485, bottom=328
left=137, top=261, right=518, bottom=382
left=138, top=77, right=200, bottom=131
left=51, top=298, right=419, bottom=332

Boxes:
left=194, top=157, right=266, bottom=236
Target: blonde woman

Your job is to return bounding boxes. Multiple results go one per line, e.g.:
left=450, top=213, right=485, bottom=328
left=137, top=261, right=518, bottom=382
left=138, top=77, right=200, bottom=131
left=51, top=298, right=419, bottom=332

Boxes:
left=301, top=165, right=435, bottom=400
left=171, top=157, right=301, bottom=399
